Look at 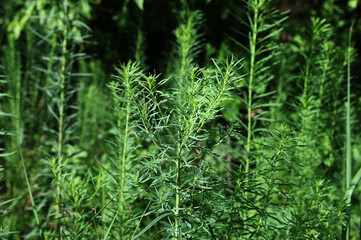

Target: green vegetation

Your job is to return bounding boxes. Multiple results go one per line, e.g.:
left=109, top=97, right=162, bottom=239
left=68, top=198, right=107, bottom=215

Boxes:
left=1, top=0, right=361, bottom=239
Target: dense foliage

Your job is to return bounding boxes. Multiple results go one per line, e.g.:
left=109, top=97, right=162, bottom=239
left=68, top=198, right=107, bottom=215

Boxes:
left=1, top=0, right=361, bottom=239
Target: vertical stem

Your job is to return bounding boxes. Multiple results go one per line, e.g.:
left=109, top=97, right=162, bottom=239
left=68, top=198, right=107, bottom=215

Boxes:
left=246, top=0, right=258, bottom=175
left=345, top=23, right=353, bottom=240
left=57, top=15, right=68, bottom=208
left=301, top=54, right=311, bottom=133
left=271, top=54, right=286, bottom=123
left=318, top=50, right=329, bottom=110
left=175, top=144, right=181, bottom=239
left=24, top=26, right=33, bottom=108
left=18, top=139, right=40, bottom=228
left=7, top=34, right=21, bottom=144
left=46, top=34, right=57, bottom=87
left=119, top=73, right=131, bottom=238
left=346, top=24, right=352, bottom=194
left=315, top=44, right=330, bottom=133
left=6, top=33, right=23, bottom=211
left=301, top=24, right=315, bottom=134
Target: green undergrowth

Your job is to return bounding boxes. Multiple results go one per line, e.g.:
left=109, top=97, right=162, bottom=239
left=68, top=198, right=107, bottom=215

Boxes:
left=1, top=0, right=361, bottom=239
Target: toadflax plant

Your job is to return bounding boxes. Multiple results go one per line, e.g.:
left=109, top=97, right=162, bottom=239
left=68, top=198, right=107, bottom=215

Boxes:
left=1, top=0, right=360, bottom=239
left=228, top=0, right=288, bottom=176
left=111, top=59, right=241, bottom=239
left=106, top=62, right=144, bottom=239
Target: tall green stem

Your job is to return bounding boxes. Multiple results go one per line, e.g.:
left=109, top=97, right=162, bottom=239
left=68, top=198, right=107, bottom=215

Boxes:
left=119, top=73, right=131, bottom=238
left=246, top=0, right=258, bottom=175
left=175, top=143, right=182, bottom=239
left=346, top=24, right=352, bottom=196
left=57, top=17, right=68, bottom=208
left=300, top=37, right=313, bottom=134
left=315, top=43, right=330, bottom=133
left=345, top=24, right=353, bottom=240
left=18, top=139, right=40, bottom=229
left=7, top=34, right=21, bottom=146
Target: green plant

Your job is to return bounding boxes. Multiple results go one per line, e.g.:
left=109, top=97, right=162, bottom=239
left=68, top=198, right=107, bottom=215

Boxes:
left=0, top=62, right=40, bottom=237
left=229, top=0, right=288, bottom=175
left=110, top=59, right=240, bottom=239
left=107, top=61, right=143, bottom=239
left=1, top=0, right=361, bottom=239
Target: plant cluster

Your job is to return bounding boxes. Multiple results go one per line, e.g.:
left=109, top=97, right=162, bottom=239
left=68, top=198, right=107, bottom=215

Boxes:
left=1, top=0, right=361, bottom=239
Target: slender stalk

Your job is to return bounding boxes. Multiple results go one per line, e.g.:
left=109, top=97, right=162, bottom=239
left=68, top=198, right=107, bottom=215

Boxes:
left=174, top=144, right=182, bottom=239
left=345, top=23, right=353, bottom=240
left=271, top=53, right=286, bottom=123
left=315, top=43, right=330, bottom=135
left=46, top=34, right=57, bottom=87
left=300, top=33, right=313, bottom=134
left=24, top=26, right=31, bottom=108
left=316, top=44, right=330, bottom=120
left=119, top=72, right=131, bottom=238
left=18, top=140, right=40, bottom=228
left=346, top=24, right=353, bottom=195
left=6, top=33, right=21, bottom=145
left=246, top=0, right=258, bottom=175
left=57, top=15, right=68, bottom=209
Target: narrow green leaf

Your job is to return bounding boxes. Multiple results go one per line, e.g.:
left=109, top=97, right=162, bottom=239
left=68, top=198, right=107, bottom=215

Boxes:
left=345, top=167, right=361, bottom=204
left=132, top=212, right=173, bottom=240
left=0, top=112, right=15, bottom=117
left=0, top=131, right=16, bottom=136
left=74, top=195, right=115, bottom=240
left=134, top=0, right=144, bottom=10
left=104, top=207, right=120, bottom=239
left=348, top=0, right=358, bottom=9
left=0, top=197, right=21, bottom=207
left=0, top=232, right=19, bottom=237
left=0, top=151, right=16, bottom=157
